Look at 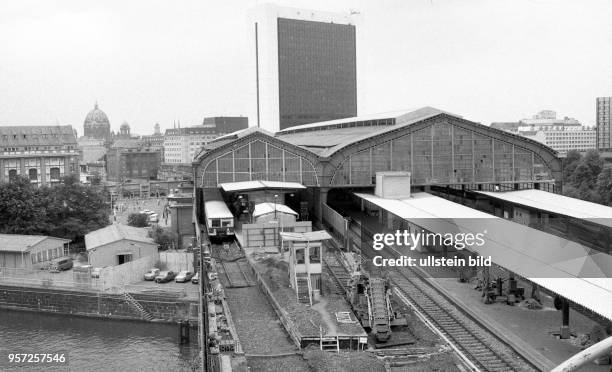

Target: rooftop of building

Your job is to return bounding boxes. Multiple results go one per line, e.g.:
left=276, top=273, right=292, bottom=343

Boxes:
left=0, top=234, right=70, bottom=253
left=194, top=106, right=558, bottom=161
left=0, top=125, right=77, bottom=146
left=275, top=107, right=461, bottom=156
left=85, top=224, right=155, bottom=250
left=197, top=127, right=275, bottom=155
left=253, top=203, right=297, bottom=218
left=84, top=103, right=110, bottom=127
left=202, top=116, right=248, bottom=124
left=250, top=3, right=356, bottom=26
left=111, top=139, right=144, bottom=149
left=164, top=125, right=217, bottom=136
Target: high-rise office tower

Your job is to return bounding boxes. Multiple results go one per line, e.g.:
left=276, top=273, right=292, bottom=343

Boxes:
left=248, top=4, right=358, bottom=133
left=597, top=97, right=612, bottom=150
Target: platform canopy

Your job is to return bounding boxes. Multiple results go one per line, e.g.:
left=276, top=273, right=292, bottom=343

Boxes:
left=354, top=192, right=612, bottom=320
left=476, top=189, right=612, bottom=228
left=253, top=203, right=298, bottom=218
left=280, top=231, right=332, bottom=242
left=219, top=180, right=306, bottom=193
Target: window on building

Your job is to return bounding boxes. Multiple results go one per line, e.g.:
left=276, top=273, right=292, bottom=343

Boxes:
left=296, top=248, right=305, bottom=264
left=28, top=168, right=38, bottom=181
left=8, top=169, right=17, bottom=181
left=309, top=246, right=320, bottom=263
left=50, top=167, right=60, bottom=181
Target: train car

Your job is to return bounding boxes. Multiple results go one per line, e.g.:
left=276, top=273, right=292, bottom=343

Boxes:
left=203, top=188, right=235, bottom=241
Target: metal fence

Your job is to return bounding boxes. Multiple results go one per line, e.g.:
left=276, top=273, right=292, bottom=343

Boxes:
left=0, top=266, right=196, bottom=298
left=322, top=203, right=348, bottom=245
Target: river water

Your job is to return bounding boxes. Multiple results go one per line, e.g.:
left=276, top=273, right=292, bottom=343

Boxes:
left=0, top=309, right=199, bottom=371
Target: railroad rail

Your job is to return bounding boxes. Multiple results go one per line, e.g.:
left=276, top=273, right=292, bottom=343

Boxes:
left=323, top=254, right=351, bottom=296
left=359, top=242, right=540, bottom=371
left=219, top=260, right=253, bottom=288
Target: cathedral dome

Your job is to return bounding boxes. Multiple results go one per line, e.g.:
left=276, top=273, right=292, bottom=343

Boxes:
left=84, top=103, right=110, bottom=128
left=120, top=121, right=130, bottom=130
left=83, top=102, right=111, bottom=141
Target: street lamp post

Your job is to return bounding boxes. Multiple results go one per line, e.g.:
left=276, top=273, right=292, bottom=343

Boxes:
left=273, top=194, right=279, bottom=248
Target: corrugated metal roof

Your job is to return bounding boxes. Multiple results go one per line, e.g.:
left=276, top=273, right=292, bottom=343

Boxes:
left=476, top=190, right=612, bottom=227
left=211, top=127, right=273, bottom=143
left=253, top=203, right=297, bottom=218
left=0, top=234, right=69, bottom=253
left=276, top=107, right=459, bottom=157
left=354, top=192, right=612, bottom=320
left=85, top=224, right=155, bottom=250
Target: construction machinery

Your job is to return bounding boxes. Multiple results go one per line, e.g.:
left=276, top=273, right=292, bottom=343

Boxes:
left=347, top=271, right=407, bottom=342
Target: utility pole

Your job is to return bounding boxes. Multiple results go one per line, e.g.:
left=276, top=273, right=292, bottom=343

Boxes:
left=199, top=240, right=209, bottom=371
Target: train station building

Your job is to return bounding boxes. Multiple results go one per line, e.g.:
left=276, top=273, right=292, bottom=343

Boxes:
left=193, top=106, right=611, bottom=358
left=193, top=106, right=561, bottom=221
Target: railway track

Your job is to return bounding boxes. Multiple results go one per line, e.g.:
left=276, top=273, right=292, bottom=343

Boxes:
left=323, top=255, right=351, bottom=296
left=358, top=241, right=540, bottom=372
left=219, top=260, right=254, bottom=288
left=324, top=237, right=538, bottom=371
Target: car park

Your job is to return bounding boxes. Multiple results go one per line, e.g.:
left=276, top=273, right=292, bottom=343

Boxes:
left=175, top=271, right=194, bottom=283
left=144, top=268, right=161, bottom=281
left=155, top=271, right=176, bottom=283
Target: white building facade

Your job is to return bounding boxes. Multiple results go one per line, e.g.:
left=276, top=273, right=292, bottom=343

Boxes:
left=163, top=125, right=217, bottom=164
left=492, top=110, right=596, bottom=157
left=519, top=126, right=596, bottom=157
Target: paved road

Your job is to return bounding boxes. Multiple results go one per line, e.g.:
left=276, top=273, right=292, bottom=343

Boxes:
left=110, top=197, right=171, bottom=227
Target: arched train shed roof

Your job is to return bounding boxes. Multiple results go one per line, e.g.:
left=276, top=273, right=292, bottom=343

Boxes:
left=193, top=107, right=561, bottom=188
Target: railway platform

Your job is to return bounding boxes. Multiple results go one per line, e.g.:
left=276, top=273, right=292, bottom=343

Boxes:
left=346, top=206, right=611, bottom=372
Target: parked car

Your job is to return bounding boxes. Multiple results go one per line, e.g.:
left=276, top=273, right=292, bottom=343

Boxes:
left=155, top=271, right=176, bottom=283
left=191, top=272, right=199, bottom=284
left=91, top=267, right=102, bottom=278
left=175, top=271, right=194, bottom=283
left=144, top=268, right=161, bottom=281
left=49, top=257, right=73, bottom=272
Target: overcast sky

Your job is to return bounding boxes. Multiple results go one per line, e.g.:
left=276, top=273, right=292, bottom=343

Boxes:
left=1, top=0, right=611, bottom=136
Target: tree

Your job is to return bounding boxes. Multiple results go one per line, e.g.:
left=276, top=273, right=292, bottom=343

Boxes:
left=127, top=213, right=149, bottom=227
left=570, top=164, right=595, bottom=188
left=563, top=150, right=582, bottom=183
left=0, top=176, right=46, bottom=234
left=148, top=226, right=178, bottom=250
left=0, top=174, right=110, bottom=244
left=90, top=174, right=102, bottom=186
left=578, top=181, right=603, bottom=204
left=562, top=185, right=581, bottom=199
left=41, top=174, right=110, bottom=242
left=596, top=166, right=612, bottom=205
left=581, top=149, right=603, bottom=184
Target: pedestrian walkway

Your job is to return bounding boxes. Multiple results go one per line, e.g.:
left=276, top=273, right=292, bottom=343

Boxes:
left=111, top=197, right=170, bottom=227
left=340, top=204, right=610, bottom=372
